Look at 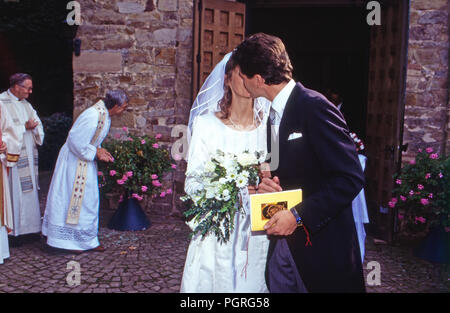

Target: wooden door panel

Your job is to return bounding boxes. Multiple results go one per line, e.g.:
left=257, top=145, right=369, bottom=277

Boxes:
left=193, top=0, right=246, bottom=100
left=365, top=0, right=409, bottom=242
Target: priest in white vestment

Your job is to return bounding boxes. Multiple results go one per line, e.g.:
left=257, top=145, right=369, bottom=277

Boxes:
left=0, top=129, right=13, bottom=264
left=42, top=90, right=128, bottom=253
left=0, top=73, right=44, bottom=238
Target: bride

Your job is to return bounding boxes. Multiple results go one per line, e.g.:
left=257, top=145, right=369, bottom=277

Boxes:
left=180, top=52, right=271, bottom=292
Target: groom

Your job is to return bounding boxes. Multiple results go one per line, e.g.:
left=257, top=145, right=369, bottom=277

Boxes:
left=233, top=33, right=366, bottom=292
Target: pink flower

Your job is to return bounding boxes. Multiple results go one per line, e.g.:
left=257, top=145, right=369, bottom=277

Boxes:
left=151, top=174, right=158, bottom=180
left=160, top=192, right=166, bottom=198
left=409, top=159, right=416, bottom=165
left=132, top=193, right=143, bottom=201
left=128, top=137, right=134, bottom=141
left=409, top=190, right=414, bottom=196
left=398, top=213, right=404, bottom=220
left=388, top=201, right=396, bottom=208
left=438, top=172, right=444, bottom=178
left=117, top=179, right=125, bottom=185
left=152, top=180, right=162, bottom=187
left=166, top=188, right=172, bottom=194
left=152, top=143, right=159, bottom=149
left=391, top=197, right=398, bottom=204
left=141, top=139, right=146, bottom=144
left=98, top=171, right=104, bottom=176
left=109, top=170, right=117, bottom=176
left=420, top=198, right=429, bottom=206
left=430, top=153, right=438, bottom=159
left=122, top=127, right=128, bottom=132
left=425, top=147, right=433, bottom=153
left=173, top=153, right=182, bottom=161
left=425, top=173, right=431, bottom=179
left=122, top=174, right=128, bottom=181
left=395, top=179, right=402, bottom=185
left=119, top=195, right=124, bottom=203
left=141, top=185, right=148, bottom=192
left=417, top=184, right=424, bottom=190
left=114, top=133, right=121, bottom=139
left=155, top=133, right=162, bottom=139
left=428, top=193, right=433, bottom=199
left=126, top=171, right=133, bottom=177
left=415, top=216, right=426, bottom=223
left=171, top=164, right=177, bottom=169
left=418, top=148, right=423, bottom=152
left=400, top=195, right=407, bottom=201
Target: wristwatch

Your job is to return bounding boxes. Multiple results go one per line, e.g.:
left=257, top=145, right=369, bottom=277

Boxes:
left=290, top=207, right=303, bottom=227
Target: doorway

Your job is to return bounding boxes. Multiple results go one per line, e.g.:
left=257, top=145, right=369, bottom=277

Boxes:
left=238, top=0, right=410, bottom=242
left=244, top=3, right=370, bottom=140
left=0, top=0, right=75, bottom=117
left=0, top=0, right=77, bottom=171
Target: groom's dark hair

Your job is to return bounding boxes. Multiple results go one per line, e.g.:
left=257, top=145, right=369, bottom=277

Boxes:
left=233, top=33, right=293, bottom=85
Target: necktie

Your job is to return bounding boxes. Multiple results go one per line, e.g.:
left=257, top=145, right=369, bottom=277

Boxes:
left=269, top=108, right=279, bottom=137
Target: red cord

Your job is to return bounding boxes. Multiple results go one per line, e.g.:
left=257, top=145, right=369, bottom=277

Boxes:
left=303, top=225, right=312, bottom=246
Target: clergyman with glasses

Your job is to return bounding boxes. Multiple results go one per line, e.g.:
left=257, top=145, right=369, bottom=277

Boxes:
left=0, top=73, right=44, bottom=242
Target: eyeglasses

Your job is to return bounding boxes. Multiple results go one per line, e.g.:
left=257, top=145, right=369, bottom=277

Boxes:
left=18, top=85, right=33, bottom=92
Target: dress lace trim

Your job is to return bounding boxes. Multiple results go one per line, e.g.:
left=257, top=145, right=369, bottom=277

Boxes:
left=42, top=215, right=97, bottom=242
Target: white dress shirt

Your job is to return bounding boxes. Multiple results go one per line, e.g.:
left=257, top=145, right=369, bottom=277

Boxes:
left=269, top=79, right=296, bottom=137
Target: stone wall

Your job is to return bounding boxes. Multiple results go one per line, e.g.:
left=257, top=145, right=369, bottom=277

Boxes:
left=73, top=0, right=193, bottom=216
left=404, top=0, right=449, bottom=161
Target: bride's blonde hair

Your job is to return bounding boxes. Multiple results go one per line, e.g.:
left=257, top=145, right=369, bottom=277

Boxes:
left=217, top=55, right=237, bottom=120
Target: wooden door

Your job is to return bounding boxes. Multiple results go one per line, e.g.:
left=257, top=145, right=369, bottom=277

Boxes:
left=192, top=0, right=246, bottom=100
left=365, top=0, right=409, bottom=242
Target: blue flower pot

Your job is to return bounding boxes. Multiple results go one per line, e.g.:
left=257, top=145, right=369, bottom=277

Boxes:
left=414, top=225, right=449, bottom=264
left=108, top=196, right=151, bottom=231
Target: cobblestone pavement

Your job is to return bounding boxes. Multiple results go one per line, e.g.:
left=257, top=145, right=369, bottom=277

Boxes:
left=0, top=171, right=448, bottom=293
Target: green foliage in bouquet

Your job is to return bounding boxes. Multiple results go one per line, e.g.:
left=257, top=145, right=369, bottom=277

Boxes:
left=98, top=128, right=175, bottom=201
left=391, top=147, right=449, bottom=234
left=181, top=150, right=263, bottom=244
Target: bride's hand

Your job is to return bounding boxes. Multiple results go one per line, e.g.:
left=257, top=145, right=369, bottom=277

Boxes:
left=258, top=177, right=282, bottom=194
left=259, top=162, right=271, bottom=179
left=248, top=185, right=258, bottom=194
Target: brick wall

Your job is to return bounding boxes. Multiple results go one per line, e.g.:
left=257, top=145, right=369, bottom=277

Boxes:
left=73, top=0, right=193, bottom=216
left=403, top=0, right=449, bottom=161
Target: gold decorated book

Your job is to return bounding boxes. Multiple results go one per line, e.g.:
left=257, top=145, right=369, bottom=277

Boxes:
left=250, top=189, right=302, bottom=231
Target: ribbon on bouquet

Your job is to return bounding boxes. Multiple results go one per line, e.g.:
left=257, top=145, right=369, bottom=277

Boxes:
left=235, top=188, right=252, bottom=284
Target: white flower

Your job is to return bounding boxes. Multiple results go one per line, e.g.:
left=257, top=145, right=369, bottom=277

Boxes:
left=219, top=177, right=228, bottom=185
left=240, top=170, right=250, bottom=178
left=204, top=161, right=216, bottom=173
left=236, top=175, right=248, bottom=188
left=205, top=187, right=216, bottom=199
left=222, top=189, right=231, bottom=201
left=226, top=171, right=238, bottom=181
left=222, top=157, right=237, bottom=173
left=237, top=152, right=258, bottom=167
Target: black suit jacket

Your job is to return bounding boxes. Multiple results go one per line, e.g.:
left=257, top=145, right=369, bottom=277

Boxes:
left=266, top=83, right=366, bottom=293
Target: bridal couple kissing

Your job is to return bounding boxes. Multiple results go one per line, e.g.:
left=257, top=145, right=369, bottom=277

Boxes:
left=180, top=33, right=366, bottom=293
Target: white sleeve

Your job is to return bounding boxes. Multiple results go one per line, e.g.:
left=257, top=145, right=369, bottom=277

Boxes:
left=66, top=108, right=98, bottom=161
left=184, top=116, right=210, bottom=196
left=24, top=102, right=44, bottom=146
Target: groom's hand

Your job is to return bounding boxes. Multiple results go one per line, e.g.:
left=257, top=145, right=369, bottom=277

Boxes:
left=264, top=210, right=297, bottom=236
left=257, top=176, right=282, bottom=194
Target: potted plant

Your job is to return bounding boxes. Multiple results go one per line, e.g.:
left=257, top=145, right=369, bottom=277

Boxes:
left=98, top=127, right=175, bottom=231
left=391, top=147, right=449, bottom=264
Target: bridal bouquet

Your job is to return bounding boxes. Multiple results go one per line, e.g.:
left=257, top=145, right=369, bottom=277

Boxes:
left=181, top=150, right=263, bottom=243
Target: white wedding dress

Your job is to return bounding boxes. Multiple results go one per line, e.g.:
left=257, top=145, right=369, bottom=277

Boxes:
left=180, top=113, right=270, bottom=293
